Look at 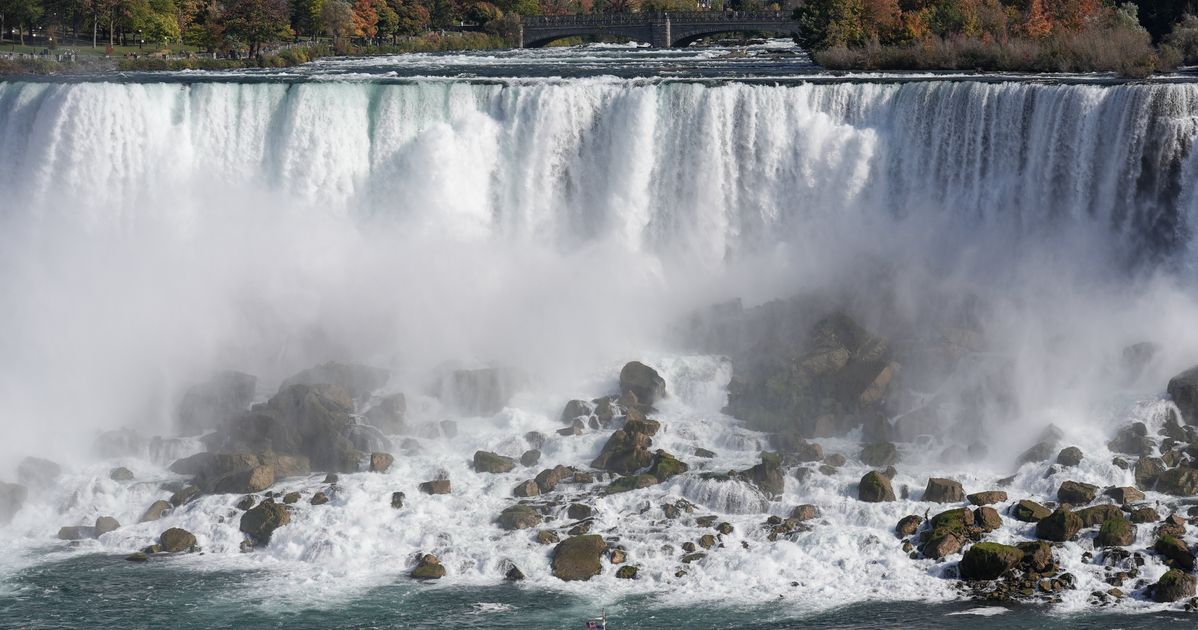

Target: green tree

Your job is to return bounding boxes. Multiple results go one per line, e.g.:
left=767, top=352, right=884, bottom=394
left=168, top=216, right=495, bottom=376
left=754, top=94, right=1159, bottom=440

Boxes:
left=389, top=0, right=428, bottom=35
left=222, top=0, right=290, bottom=56
left=321, top=0, right=353, bottom=45
left=292, top=0, right=324, bottom=38
left=795, top=0, right=865, bottom=49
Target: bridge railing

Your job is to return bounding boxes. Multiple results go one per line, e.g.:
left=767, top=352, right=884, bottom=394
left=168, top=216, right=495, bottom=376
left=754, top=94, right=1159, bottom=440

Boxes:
left=521, top=10, right=790, bottom=27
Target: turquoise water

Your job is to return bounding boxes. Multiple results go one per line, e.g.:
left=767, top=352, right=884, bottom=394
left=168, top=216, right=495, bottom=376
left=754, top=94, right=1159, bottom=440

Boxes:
left=0, top=554, right=1189, bottom=629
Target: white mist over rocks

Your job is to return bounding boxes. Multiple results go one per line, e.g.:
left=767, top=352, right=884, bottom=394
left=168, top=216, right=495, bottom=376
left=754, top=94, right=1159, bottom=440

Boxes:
left=3, top=75, right=1198, bottom=614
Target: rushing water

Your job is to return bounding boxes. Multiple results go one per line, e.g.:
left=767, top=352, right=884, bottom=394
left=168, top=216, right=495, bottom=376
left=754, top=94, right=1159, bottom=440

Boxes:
left=3, top=42, right=1198, bottom=628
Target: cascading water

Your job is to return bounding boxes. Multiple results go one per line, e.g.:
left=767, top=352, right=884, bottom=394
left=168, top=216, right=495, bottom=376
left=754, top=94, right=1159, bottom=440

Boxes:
left=3, top=62, right=1198, bottom=627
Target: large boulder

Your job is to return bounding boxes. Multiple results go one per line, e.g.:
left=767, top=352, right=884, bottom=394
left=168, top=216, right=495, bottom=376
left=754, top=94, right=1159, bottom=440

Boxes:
left=410, top=554, right=445, bottom=580
left=1153, top=568, right=1197, bottom=602
left=94, top=516, right=121, bottom=536
left=1056, top=480, right=1098, bottom=505
left=280, top=361, right=389, bottom=403
left=432, top=367, right=526, bottom=415
left=1075, top=504, right=1123, bottom=527
left=369, top=452, right=394, bottom=473
left=1109, top=423, right=1154, bottom=457
left=17, top=457, right=61, bottom=489
left=496, top=505, right=542, bottom=530
left=215, top=384, right=361, bottom=473
left=176, top=370, right=256, bottom=436
left=648, top=450, right=689, bottom=483
left=858, top=471, right=895, bottom=502
left=1035, top=507, right=1083, bottom=542
left=419, top=479, right=451, bottom=495
left=1167, top=365, right=1198, bottom=425
left=139, top=500, right=173, bottom=523
left=534, top=465, right=574, bottom=494
left=1157, top=467, right=1198, bottom=496
left=213, top=465, right=275, bottom=494
left=967, top=490, right=1007, bottom=506
left=364, top=393, right=406, bottom=433
left=605, top=474, right=658, bottom=494
left=771, top=433, right=824, bottom=462
left=551, top=535, right=608, bottom=581
left=959, top=543, right=1022, bottom=580
left=619, top=362, right=666, bottom=407
left=1134, top=457, right=1166, bottom=489
left=1095, top=518, right=1135, bottom=547
left=1155, top=534, right=1196, bottom=571
left=1055, top=446, right=1084, bottom=467
left=737, top=453, right=783, bottom=498
left=0, top=482, right=27, bottom=524
left=473, top=451, right=515, bottom=474
left=591, top=430, right=653, bottom=475
left=923, top=478, right=964, bottom=503
left=239, top=500, right=290, bottom=545
left=159, top=527, right=197, bottom=552
left=859, top=442, right=899, bottom=467
left=1011, top=499, right=1051, bottom=522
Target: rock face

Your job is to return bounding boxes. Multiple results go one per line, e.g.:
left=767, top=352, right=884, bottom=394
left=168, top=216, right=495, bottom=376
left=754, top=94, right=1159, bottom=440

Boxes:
left=176, top=370, right=257, bottom=436
left=1134, top=457, right=1166, bottom=489
left=1167, top=365, right=1198, bottom=425
left=619, top=362, right=666, bottom=407
left=364, top=393, right=407, bottom=433
left=473, top=451, right=516, bottom=474
left=280, top=361, right=389, bottom=403
left=239, top=500, right=290, bottom=545
left=1035, top=507, right=1083, bottom=542
left=551, top=535, right=608, bottom=581
left=0, top=482, right=28, bottom=524
left=369, top=452, right=394, bottom=473
left=1153, top=568, right=1197, bottom=602
left=433, top=367, right=526, bottom=415
left=923, top=478, right=964, bottom=503
left=17, top=457, right=61, bottom=489
left=959, top=542, right=1022, bottom=580
left=410, top=554, right=445, bottom=580
left=725, top=312, right=895, bottom=436
left=858, top=471, right=895, bottom=502
left=496, top=505, right=542, bottom=530
left=213, top=465, right=275, bottom=494
left=1056, top=480, right=1098, bottom=505
left=592, top=428, right=654, bottom=475
left=1157, top=467, right=1198, bottom=496
left=159, top=527, right=197, bottom=552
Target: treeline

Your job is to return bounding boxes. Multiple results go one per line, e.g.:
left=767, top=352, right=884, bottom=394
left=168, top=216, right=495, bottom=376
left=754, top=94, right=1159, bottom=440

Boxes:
left=796, top=0, right=1198, bottom=75
left=0, top=0, right=733, bottom=57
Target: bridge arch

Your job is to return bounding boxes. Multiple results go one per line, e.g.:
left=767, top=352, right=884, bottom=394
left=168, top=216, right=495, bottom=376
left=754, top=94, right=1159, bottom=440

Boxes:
left=670, top=25, right=801, bottom=48
left=523, top=26, right=652, bottom=48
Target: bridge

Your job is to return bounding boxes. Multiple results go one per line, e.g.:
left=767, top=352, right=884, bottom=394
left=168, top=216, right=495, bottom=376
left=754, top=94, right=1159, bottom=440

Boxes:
left=517, top=11, right=802, bottom=48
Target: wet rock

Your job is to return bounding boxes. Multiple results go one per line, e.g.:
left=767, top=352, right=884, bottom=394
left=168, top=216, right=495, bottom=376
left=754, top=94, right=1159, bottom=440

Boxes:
left=139, top=500, right=173, bottom=523
left=535, top=465, right=575, bottom=493
left=364, top=393, right=407, bottom=433
left=974, top=507, right=1002, bottom=531
left=698, top=534, right=718, bottom=549
left=1129, top=506, right=1159, bottom=523
left=520, top=450, right=541, bottom=467
left=504, top=564, right=525, bottom=581
left=473, top=451, right=515, bottom=474
left=0, top=482, right=27, bottom=524
left=616, top=565, right=638, bottom=579
left=433, top=367, right=526, bottom=415
left=1109, top=423, right=1154, bottom=457
left=791, top=505, right=819, bottom=522
left=960, top=542, right=1022, bottom=580
left=567, top=522, right=592, bottom=536
left=1036, top=507, right=1083, bottom=542
left=648, top=450, right=689, bottom=482
left=282, top=491, right=300, bottom=504
left=411, top=554, right=445, bottom=580
left=513, top=480, right=541, bottom=497
left=1095, top=518, right=1135, bottom=547
left=1017, top=540, right=1054, bottom=572
left=535, top=530, right=560, bottom=545
left=591, top=428, right=654, bottom=476
left=347, top=424, right=391, bottom=455
left=860, top=442, right=899, bottom=467
left=619, top=361, right=666, bottom=407
left=369, top=452, right=394, bottom=473
left=771, top=433, right=824, bottom=462
left=58, top=526, right=94, bottom=540
left=923, top=478, right=964, bottom=503
left=1168, top=366, right=1198, bottom=425
left=176, top=370, right=257, bottom=436
left=1157, top=467, right=1198, bottom=496
left=567, top=504, right=593, bottom=520
left=17, top=457, right=61, bottom=489
left=1104, top=486, right=1145, bottom=505
left=1155, top=534, right=1196, bottom=571
left=419, top=480, right=451, bottom=495
left=126, top=552, right=149, bottom=562
left=159, top=527, right=198, bottom=552
left=896, top=515, right=923, bottom=537
left=496, top=505, right=542, bottom=530
left=605, top=474, right=658, bottom=494
left=1016, top=441, right=1058, bottom=467
left=213, top=465, right=275, bottom=494
left=94, top=516, right=120, bottom=536
left=694, top=447, right=716, bottom=458
left=560, top=399, right=593, bottom=424
left=967, top=491, right=1007, bottom=506
left=310, top=492, right=329, bottom=505
left=222, top=384, right=361, bottom=473
left=858, top=471, right=896, bottom=502
left=551, top=534, right=608, bottom=581
left=281, top=362, right=388, bottom=404
left=170, top=485, right=201, bottom=507
left=738, top=452, right=784, bottom=498
left=1056, top=481, right=1098, bottom=505
left=1056, top=446, right=1084, bottom=467
left=239, top=500, right=289, bottom=545
left=681, top=552, right=706, bottom=564
left=716, top=522, right=734, bottom=535
left=1152, top=568, right=1197, bottom=602
left=1134, top=456, right=1166, bottom=489
left=391, top=491, right=405, bottom=508
left=921, top=528, right=963, bottom=559
left=1074, top=504, right=1122, bottom=527
left=109, top=467, right=135, bottom=482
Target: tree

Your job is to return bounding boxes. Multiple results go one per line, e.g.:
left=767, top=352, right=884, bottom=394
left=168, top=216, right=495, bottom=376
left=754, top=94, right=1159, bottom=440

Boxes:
left=321, top=0, right=353, bottom=45
left=795, top=0, right=865, bottom=49
left=292, top=0, right=324, bottom=38
left=222, top=0, right=289, bottom=56
left=388, top=0, right=427, bottom=35
left=350, top=0, right=375, bottom=38
left=1021, top=0, right=1052, bottom=37
left=1, top=0, right=44, bottom=44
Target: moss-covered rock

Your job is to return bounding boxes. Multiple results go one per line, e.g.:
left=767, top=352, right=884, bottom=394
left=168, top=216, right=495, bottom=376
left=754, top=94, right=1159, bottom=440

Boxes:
left=959, top=542, right=1022, bottom=580
left=496, top=504, right=542, bottom=530
left=648, top=450, right=689, bottom=482
left=973, top=506, right=1002, bottom=531
left=605, top=474, right=659, bottom=495
left=1011, top=499, right=1051, bottom=522
left=1095, top=518, right=1135, bottom=547
left=1155, top=534, right=1196, bottom=571
left=1056, top=480, right=1098, bottom=505
left=410, top=554, right=445, bottom=580
left=929, top=508, right=974, bottom=534
left=239, top=500, right=290, bottom=545
left=923, top=477, right=964, bottom=503
left=739, top=453, right=785, bottom=498
left=591, top=429, right=654, bottom=475
left=615, top=565, right=638, bottom=579
left=159, top=527, right=197, bottom=553
left=1156, top=466, right=1198, bottom=496
left=1152, top=568, right=1197, bottom=602
left=858, top=470, right=895, bottom=502
left=1075, top=504, right=1122, bottom=527
left=551, top=535, right=608, bottom=581
left=895, top=514, right=922, bottom=537
left=1035, top=507, right=1083, bottom=542
left=473, top=451, right=516, bottom=474
left=966, top=490, right=1007, bottom=506
left=1016, top=541, right=1054, bottom=572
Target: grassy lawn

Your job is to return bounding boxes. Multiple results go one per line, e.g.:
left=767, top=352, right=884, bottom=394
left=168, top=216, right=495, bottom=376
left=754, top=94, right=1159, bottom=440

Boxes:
left=0, top=35, right=201, bottom=58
